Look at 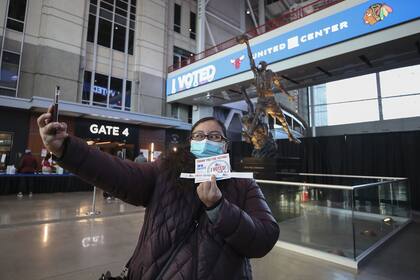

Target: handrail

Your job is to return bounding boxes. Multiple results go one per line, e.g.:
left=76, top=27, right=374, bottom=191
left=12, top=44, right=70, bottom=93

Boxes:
left=282, top=172, right=407, bottom=181
left=255, top=179, right=354, bottom=190
left=168, top=0, right=344, bottom=73
left=353, top=179, right=407, bottom=190
left=255, top=176, right=407, bottom=191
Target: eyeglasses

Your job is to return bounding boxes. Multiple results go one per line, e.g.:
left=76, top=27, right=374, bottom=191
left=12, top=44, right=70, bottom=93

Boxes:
left=191, top=131, right=227, bottom=142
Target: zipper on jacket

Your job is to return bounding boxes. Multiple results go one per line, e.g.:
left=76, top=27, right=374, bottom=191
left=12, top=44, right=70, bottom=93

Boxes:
left=192, top=219, right=199, bottom=280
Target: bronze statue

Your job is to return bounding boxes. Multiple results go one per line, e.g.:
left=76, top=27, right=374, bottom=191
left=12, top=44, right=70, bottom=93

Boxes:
left=237, top=35, right=301, bottom=147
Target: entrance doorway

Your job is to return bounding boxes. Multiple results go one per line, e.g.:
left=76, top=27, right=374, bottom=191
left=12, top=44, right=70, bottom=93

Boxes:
left=87, top=140, right=135, bottom=161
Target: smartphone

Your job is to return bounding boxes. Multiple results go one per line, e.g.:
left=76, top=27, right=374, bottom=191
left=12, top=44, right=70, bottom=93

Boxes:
left=51, top=86, right=60, bottom=122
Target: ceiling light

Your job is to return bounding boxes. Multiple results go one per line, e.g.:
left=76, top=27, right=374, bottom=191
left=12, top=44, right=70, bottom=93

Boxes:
left=383, top=217, right=394, bottom=224
left=96, top=141, right=111, bottom=145
left=246, top=10, right=250, bottom=15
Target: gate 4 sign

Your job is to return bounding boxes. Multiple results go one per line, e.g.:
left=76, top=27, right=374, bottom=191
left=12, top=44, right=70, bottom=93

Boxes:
left=194, top=154, right=231, bottom=183
left=89, top=124, right=130, bottom=137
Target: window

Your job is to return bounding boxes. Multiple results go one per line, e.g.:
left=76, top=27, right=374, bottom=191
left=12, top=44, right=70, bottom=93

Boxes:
left=380, top=64, right=420, bottom=120
left=189, top=12, right=196, bottom=40
left=116, top=0, right=128, bottom=10
left=380, top=65, right=420, bottom=97
left=0, top=52, right=20, bottom=90
left=312, top=84, right=328, bottom=126
left=113, top=24, right=126, bottom=52
left=188, top=105, right=193, bottom=124
left=171, top=103, right=179, bottom=118
left=88, top=0, right=135, bottom=54
left=382, top=95, right=420, bottom=120
left=174, top=3, right=181, bottom=33
left=311, top=74, right=379, bottom=126
left=93, top=73, right=109, bottom=106
left=82, top=71, right=132, bottom=111
left=125, top=80, right=132, bottom=110
left=97, top=18, right=112, bottom=47
left=173, top=46, right=193, bottom=68
left=128, top=29, right=134, bottom=55
left=87, top=14, right=96, bottom=43
left=110, top=77, right=123, bottom=109
left=82, top=71, right=92, bottom=103
left=100, top=1, right=114, bottom=12
left=7, top=0, right=27, bottom=32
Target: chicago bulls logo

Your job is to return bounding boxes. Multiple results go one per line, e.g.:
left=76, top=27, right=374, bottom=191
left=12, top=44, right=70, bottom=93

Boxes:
left=230, top=55, right=245, bottom=69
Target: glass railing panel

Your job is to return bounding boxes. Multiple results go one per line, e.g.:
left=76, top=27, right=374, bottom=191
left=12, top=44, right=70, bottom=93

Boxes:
left=352, top=179, right=411, bottom=259
left=274, top=172, right=380, bottom=186
left=260, top=182, right=355, bottom=258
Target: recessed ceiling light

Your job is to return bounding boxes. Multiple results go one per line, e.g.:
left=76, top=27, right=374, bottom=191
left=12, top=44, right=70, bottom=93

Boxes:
left=246, top=10, right=250, bottom=15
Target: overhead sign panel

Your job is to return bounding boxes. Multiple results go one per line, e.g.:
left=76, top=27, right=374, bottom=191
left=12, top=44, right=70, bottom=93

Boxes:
left=166, top=0, right=420, bottom=96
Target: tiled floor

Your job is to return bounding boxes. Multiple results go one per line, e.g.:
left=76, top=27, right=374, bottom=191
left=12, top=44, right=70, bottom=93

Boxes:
left=0, top=192, right=419, bottom=280
left=0, top=191, right=142, bottom=227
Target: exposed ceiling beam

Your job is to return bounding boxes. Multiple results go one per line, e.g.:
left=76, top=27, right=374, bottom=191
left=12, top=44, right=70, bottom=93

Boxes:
left=206, top=10, right=244, bottom=33
left=316, top=66, right=333, bottom=77
left=281, top=75, right=299, bottom=84
left=359, top=55, right=373, bottom=67
left=205, top=17, right=217, bottom=48
left=246, top=0, right=258, bottom=28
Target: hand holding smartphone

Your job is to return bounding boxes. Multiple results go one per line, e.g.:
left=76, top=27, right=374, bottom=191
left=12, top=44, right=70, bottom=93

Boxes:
left=51, top=86, right=60, bottom=123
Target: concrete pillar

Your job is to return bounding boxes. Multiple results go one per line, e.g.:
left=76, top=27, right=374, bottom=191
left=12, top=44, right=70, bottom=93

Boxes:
left=376, top=72, right=384, bottom=121
left=196, top=0, right=206, bottom=53
left=308, top=86, right=316, bottom=137
left=192, top=105, right=213, bottom=124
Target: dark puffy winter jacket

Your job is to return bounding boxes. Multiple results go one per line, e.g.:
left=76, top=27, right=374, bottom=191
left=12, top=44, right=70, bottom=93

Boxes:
left=57, top=136, right=280, bottom=279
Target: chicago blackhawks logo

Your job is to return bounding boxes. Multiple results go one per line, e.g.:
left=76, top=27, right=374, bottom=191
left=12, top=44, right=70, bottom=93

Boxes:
left=364, top=3, right=393, bottom=25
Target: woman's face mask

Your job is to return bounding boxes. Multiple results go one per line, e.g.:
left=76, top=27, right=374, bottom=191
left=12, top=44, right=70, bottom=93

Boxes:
left=190, top=121, right=227, bottom=158
left=190, top=139, right=226, bottom=158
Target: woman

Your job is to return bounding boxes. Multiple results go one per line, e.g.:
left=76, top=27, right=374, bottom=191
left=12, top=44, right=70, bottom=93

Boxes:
left=37, top=107, right=279, bottom=280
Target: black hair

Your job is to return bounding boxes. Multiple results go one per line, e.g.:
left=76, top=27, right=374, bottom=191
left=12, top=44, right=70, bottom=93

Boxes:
left=191, top=116, right=227, bottom=138
left=161, top=116, right=229, bottom=189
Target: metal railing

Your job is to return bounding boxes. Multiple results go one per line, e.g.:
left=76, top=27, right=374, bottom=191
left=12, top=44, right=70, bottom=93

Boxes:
left=168, top=0, right=344, bottom=73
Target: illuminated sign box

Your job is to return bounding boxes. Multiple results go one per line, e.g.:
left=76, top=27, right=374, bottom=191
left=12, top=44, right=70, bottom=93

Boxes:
left=166, top=0, right=420, bottom=96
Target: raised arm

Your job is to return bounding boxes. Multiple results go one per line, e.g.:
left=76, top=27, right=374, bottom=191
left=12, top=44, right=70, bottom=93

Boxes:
left=245, top=40, right=258, bottom=74
left=37, top=106, right=157, bottom=206
left=57, top=136, right=157, bottom=206
left=237, top=35, right=257, bottom=74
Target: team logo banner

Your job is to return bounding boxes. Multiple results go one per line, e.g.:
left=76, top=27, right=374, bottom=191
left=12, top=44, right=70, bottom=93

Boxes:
left=167, top=0, right=420, bottom=96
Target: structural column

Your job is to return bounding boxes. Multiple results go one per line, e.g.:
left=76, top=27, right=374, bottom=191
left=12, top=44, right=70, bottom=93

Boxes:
left=308, top=86, right=316, bottom=137
left=376, top=72, right=384, bottom=121
left=196, top=0, right=206, bottom=54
